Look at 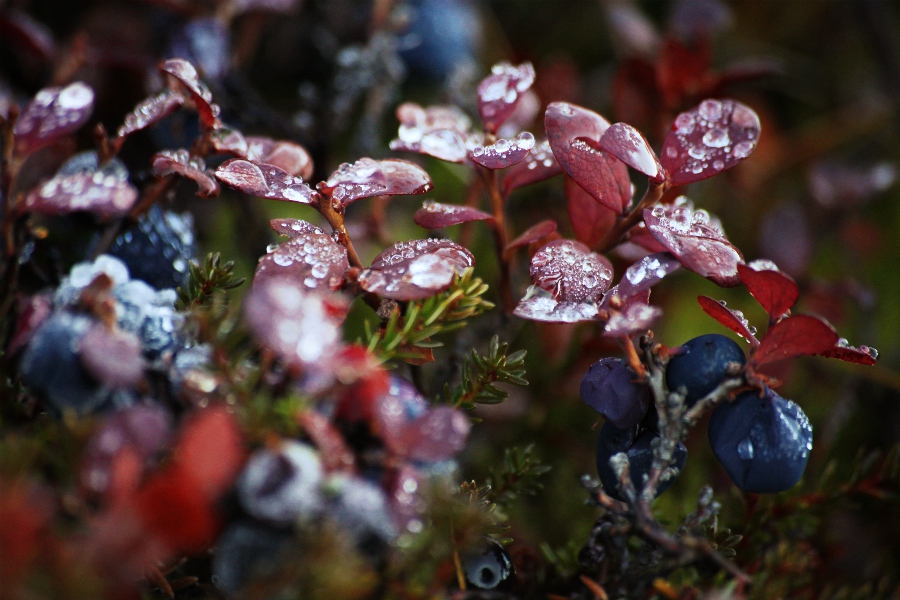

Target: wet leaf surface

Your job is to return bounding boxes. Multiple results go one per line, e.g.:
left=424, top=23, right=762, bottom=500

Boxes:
left=209, top=126, right=248, bottom=156
left=116, top=90, right=184, bottom=139
left=566, top=176, right=617, bottom=247
left=319, top=158, right=432, bottom=206
left=359, top=239, right=474, bottom=301
left=253, top=232, right=349, bottom=292
left=737, top=260, right=799, bottom=318
left=513, top=287, right=599, bottom=323
left=469, top=131, right=535, bottom=169
left=753, top=315, right=838, bottom=366
left=390, top=103, right=472, bottom=163
left=160, top=58, right=218, bottom=128
left=396, top=407, right=471, bottom=462
left=599, top=122, right=663, bottom=180
left=529, top=239, right=613, bottom=303
left=269, top=218, right=324, bottom=238
left=414, top=200, right=494, bottom=229
left=151, top=150, right=219, bottom=197
left=819, top=341, right=878, bottom=365
left=245, top=136, right=313, bottom=180
left=501, top=139, right=563, bottom=194
left=616, top=252, right=681, bottom=298
left=660, top=99, right=760, bottom=186
left=478, top=62, right=536, bottom=134
left=603, top=299, right=662, bottom=337
left=698, top=295, right=759, bottom=344
left=14, top=81, right=94, bottom=156
left=215, top=159, right=317, bottom=204
left=23, top=171, right=138, bottom=217
left=505, top=220, right=558, bottom=254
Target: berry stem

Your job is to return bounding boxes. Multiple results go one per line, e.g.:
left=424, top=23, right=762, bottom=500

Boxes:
left=317, top=194, right=364, bottom=269
left=477, top=166, right=514, bottom=312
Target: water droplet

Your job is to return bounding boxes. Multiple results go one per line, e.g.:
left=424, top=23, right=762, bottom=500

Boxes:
left=737, top=437, right=754, bottom=460
left=698, top=99, right=723, bottom=121
left=702, top=128, right=731, bottom=148
left=732, top=141, right=754, bottom=159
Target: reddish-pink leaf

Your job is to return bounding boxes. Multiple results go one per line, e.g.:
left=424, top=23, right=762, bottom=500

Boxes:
left=253, top=232, right=349, bottom=292
left=477, top=62, right=535, bottom=134
left=116, top=90, right=184, bottom=139
left=245, top=136, right=313, bottom=180
left=23, top=171, right=138, bottom=218
left=643, top=199, right=743, bottom=286
left=469, top=131, right=535, bottom=169
left=160, top=58, right=218, bottom=128
left=603, top=300, right=662, bottom=337
left=176, top=407, right=244, bottom=500
left=599, top=122, right=664, bottom=180
left=629, top=221, right=668, bottom=253
left=505, top=220, right=558, bottom=254
left=501, top=139, right=563, bottom=194
left=514, top=288, right=599, bottom=323
left=414, top=200, right=494, bottom=229
left=819, top=341, right=878, bottom=366
left=545, top=102, right=631, bottom=212
left=78, top=326, right=145, bottom=389
left=269, top=218, right=324, bottom=238
left=215, top=158, right=317, bottom=204
left=151, top=150, right=219, bottom=197
left=14, top=81, right=94, bottom=156
left=209, top=126, right=248, bottom=156
left=359, top=239, right=474, bottom=301
left=389, top=103, right=471, bottom=163
left=698, top=296, right=759, bottom=345
left=298, top=411, right=355, bottom=472
left=660, top=99, right=761, bottom=186
left=530, top=239, right=613, bottom=303
left=566, top=175, right=617, bottom=247
left=753, top=314, right=839, bottom=366
left=397, top=407, right=471, bottom=462
left=616, top=252, right=681, bottom=298
left=737, top=260, right=799, bottom=318
left=318, top=158, right=432, bottom=206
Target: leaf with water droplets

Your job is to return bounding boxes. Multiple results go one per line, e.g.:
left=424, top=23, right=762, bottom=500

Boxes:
left=643, top=199, right=743, bottom=286
left=477, top=61, right=536, bottom=134
left=209, top=126, right=248, bottom=156
left=819, top=342, right=878, bottom=366
left=616, top=252, right=681, bottom=298
left=753, top=314, right=838, bottom=366
left=23, top=171, right=138, bottom=218
left=514, top=287, right=599, bottom=323
left=629, top=221, right=668, bottom=253
left=254, top=232, right=349, bottom=292
left=566, top=175, right=617, bottom=247
left=545, top=102, right=631, bottom=212
left=215, top=158, right=317, bottom=204
left=501, top=139, right=563, bottom=194
left=390, top=103, right=471, bottom=163
left=78, top=326, right=145, bottom=389
left=599, top=122, right=664, bottom=180
left=698, top=296, right=758, bottom=345
left=505, top=220, right=558, bottom=255
left=603, top=297, right=662, bottom=337
left=14, top=81, right=95, bottom=156
left=414, top=200, right=494, bottom=229
left=160, top=58, right=218, bottom=128
left=469, top=131, right=535, bottom=169
left=660, top=98, right=760, bottom=186
left=396, top=407, right=471, bottom=462
left=530, top=239, right=613, bottom=303
left=737, top=260, right=798, bottom=318
left=269, top=218, right=324, bottom=238
left=318, top=158, right=432, bottom=206
left=116, top=90, right=184, bottom=139
left=152, top=149, right=219, bottom=197
left=245, top=136, right=313, bottom=180
left=359, top=239, right=474, bottom=301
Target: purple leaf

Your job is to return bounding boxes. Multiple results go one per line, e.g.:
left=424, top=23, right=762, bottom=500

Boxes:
left=14, top=81, right=94, bottom=156
left=616, top=252, right=681, bottom=298
left=753, top=315, right=838, bottom=367
left=269, top=218, right=324, bottom=238
left=660, top=99, right=760, bottom=186
left=505, top=220, right=558, bottom=254
left=209, top=126, right=248, bottom=156
left=390, top=103, right=472, bottom=163
left=566, top=176, right=617, bottom=247
left=78, top=326, right=145, bottom=389
left=254, top=232, right=349, bottom=292
left=501, top=139, right=563, bottom=194
left=318, top=158, right=432, bottom=206
left=545, top=102, right=631, bottom=212
left=737, top=260, right=799, bottom=318
left=23, top=171, right=138, bottom=218
left=397, top=407, right=470, bottom=462
left=359, top=239, right=474, bottom=301
left=819, top=340, right=878, bottom=366
left=697, top=296, right=758, bottom=345
left=602, top=291, right=662, bottom=337
left=215, top=158, right=317, bottom=204
left=513, top=288, right=599, bottom=323
left=469, top=131, right=535, bottom=169
left=116, top=90, right=185, bottom=139
left=599, top=122, right=664, bottom=180
left=414, top=200, right=494, bottom=229
left=160, top=58, right=218, bottom=128
left=478, top=61, right=536, bottom=134
left=151, top=150, right=219, bottom=197
left=629, top=221, right=668, bottom=253
left=245, top=136, right=313, bottom=180
left=530, top=239, right=613, bottom=303
left=643, top=199, right=743, bottom=287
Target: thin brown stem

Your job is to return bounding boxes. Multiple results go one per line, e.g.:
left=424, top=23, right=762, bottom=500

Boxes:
left=595, top=179, right=667, bottom=254
left=318, top=194, right=364, bottom=269
left=477, top=166, right=513, bottom=312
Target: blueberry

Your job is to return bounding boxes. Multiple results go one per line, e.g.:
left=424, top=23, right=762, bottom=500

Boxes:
left=212, top=520, right=294, bottom=596
left=665, top=334, right=746, bottom=406
left=54, top=255, right=131, bottom=307
left=108, top=205, right=196, bottom=290
left=708, top=388, right=812, bottom=493
left=237, top=441, right=323, bottom=526
left=112, top=282, right=184, bottom=359
left=57, top=150, right=129, bottom=182
left=399, top=0, right=480, bottom=81
left=462, top=539, right=513, bottom=590
left=595, top=422, right=687, bottom=501
left=323, top=474, right=397, bottom=555
left=580, top=357, right=651, bottom=429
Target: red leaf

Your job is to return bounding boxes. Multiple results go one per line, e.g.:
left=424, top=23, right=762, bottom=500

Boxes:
left=599, top=122, right=664, bottom=180
left=414, top=200, right=494, bottom=229
left=565, top=175, right=617, bottom=247
left=298, top=411, right=355, bottom=472
left=389, top=103, right=471, bottom=163
left=737, top=260, right=799, bottom=318
left=513, top=288, right=599, bottom=323
left=176, top=408, right=244, bottom=500
left=660, top=99, right=761, bottom=186
left=501, top=139, right=563, bottom=194
left=530, top=239, right=613, bottom=303
left=14, top=81, right=94, bottom=156
left=469, top=131, right=535, bottom=169
left=616, top=252, right=681, bottom=298
left=629, top=221, right=668, bottom=253
left=359, top=239, right=474, bottom=301
left=643, top=199, right=743, bottom=286
left=505, top=220, right=558, bottom=254
left=545, top=102, right=631, bottom=212
left=603, top=299, right=662, bottom=337
left=253, top=232, right=349, bottom=292
left=319, top=158, right=432, bottom=206
left=477, top=62, right=536, bottom=134
left=269, top=218, right=324, bottom=238
left=698, top=296, right=758, bottom=345
left=78, top=326, right=144, bottom=389
left=151, top=150, right=219, bottom=197
left=160, top=58, right=218, bottom=128
left=136, top=464, right=219, bottom=553
left=397, top=407, right=471, bottom=462
left=116, top=90, right=184, bottom=139
left=23, top=171, right=138, bottom=218
left=753, top=315, right=839, bottom=366
left=819, top=342, right=878, bottom=366
left=215, top=158, right=317, bottom=204
left=209, top=126, right=248, bottom=156
left=245, top=136, right=313, bottom=180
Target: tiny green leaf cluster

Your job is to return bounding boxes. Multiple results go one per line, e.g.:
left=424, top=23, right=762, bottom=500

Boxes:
left=446, top=335, right=528, bottom=409
left=176, top=252, right=246, bottom=310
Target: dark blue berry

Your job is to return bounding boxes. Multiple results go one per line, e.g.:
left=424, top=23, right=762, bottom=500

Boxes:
left=666, top=334, right=746, bottom=406
left=595, top=422, right=687, bottom=501
left=581, top=357, right=651, bottom=429
left=212, top=520, right=293, bottom=595
left=323, top=474, right=397, bottom=555
left=108, top=205, right=196, bottom=290
left=462, top=539, right=513, bottom=590
left=399, top=0, right=480, bottom=81
left=708, top=388, right=812, bottom=493
left=237, top=441, right=323, bottom=526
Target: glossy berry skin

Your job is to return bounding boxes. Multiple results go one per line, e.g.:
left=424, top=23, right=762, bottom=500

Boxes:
left=708, top=388, right=812, bottom=494
left=323, top=474, right=397, bottom=556
left=212, top=520, right=293, bottom=595
left=666, top=334, right=746, bottom=406
left=108, top=205, right=196, bottom=290
left=596, top=422, right=687, bottom=501
left=580, top=357, right=651, bottom=429
left=237, top=441, right=323, bottom=526
left=462, top=539, right=513, bottom=590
